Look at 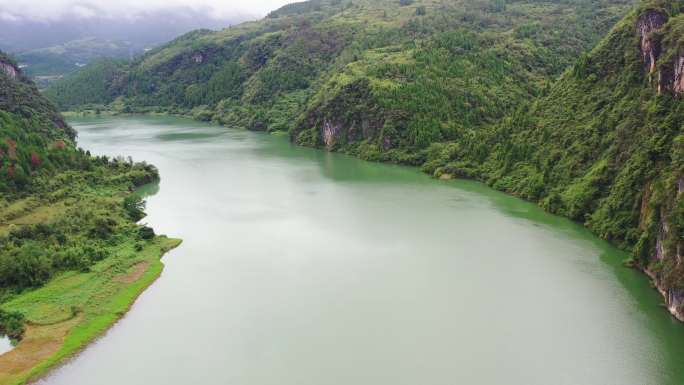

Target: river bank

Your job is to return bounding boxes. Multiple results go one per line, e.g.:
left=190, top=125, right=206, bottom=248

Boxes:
left=0, top=164, right=181, bottom=385
left=0, top=236, right=180, bottom=385
left=32, top=115, right=684, bottom=385
left=61, top=109, right=684, bottom=324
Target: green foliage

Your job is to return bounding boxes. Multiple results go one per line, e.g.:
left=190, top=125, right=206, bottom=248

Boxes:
left=0, top=242, right=52, bottom=289
left=43, top=59, right=126, bottom=110
left=43, top=0, right=684, bottom=290
left=0, top=48, right=163, bottom=310
left=46, top=0, right=630, bottom=137
left=17, top=37, right=135, bottom=81
left=0, top=159, right=158, bottom=293
left=138, top=226, right=155, bottom=240
left=413, top=0, right=684, bottom=291
left=123, top=194, right=146, bottom=221
left=0, top=309, right=25, bottom=340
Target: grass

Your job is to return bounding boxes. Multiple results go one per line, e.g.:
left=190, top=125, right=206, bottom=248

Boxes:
left=0, top=154, right=177, bottom=384
left=0, top=199, right=67, bottom=237
left=0, top=236, right=181, bottom=385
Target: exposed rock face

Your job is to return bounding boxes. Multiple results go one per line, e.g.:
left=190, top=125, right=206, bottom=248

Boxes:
left=658, top=54, right=684, bottom=94
left=636, top=10, right=684, bottom=321
left=642, top=176, right=684, bottom=322
left=674, top=178, right=684, bottom=320
left=637, top=10, right=667, bottom=73
left=637, top=10, right=684, bottom=95
left=192, top=53, right=204, bottom=64
left=0, top=60, right=18, bottom=79
left=668, top=289, right=684, bottom=321
left=672, top=56, right=684, bottom=92
left=322, top=121, right=341, bottom=148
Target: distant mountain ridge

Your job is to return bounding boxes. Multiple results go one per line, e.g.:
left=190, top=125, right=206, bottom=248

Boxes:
left=45, top=0, right=684, bottom=320
left=16, top=37, right=137, bottom=85
left=0, top=8, right=253, bottom=87
left=0, top=9, right=251, bottom=53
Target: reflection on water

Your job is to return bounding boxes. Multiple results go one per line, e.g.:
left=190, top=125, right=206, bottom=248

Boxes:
left=35, top=115, right=684, bottom=385
left=0, top=335, right=14, bottom=355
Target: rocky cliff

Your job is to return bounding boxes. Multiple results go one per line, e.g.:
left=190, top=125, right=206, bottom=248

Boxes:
left=0, top=61, right=18, bottom=80
left=634, top=7, right=684, bottom=319
left=0, top=51, right=73, bottom=140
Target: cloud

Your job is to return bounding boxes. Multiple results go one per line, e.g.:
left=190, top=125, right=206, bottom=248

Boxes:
left=0, top=10, right=19, bottom=21
left=0, top=0, right=292, bottom=21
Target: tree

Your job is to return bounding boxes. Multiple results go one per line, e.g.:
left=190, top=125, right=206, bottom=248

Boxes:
left=30, top=152, right=41, bottom=168
left=123, top=194, right=146, bottom=221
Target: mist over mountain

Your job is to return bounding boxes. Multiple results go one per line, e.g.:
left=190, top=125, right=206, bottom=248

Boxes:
left=0, top=6, right=256, bottom=87
left=0, top=7, right=253, bottom=54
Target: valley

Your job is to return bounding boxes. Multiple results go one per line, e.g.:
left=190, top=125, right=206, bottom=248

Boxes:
left=1, top=0, right=683, bottom=383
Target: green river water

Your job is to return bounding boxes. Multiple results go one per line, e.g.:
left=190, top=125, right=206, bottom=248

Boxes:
left=37, top=115, right=684, bottom=385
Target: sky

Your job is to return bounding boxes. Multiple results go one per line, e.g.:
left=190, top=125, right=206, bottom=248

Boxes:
left=0, top=0, right=294, bottom=22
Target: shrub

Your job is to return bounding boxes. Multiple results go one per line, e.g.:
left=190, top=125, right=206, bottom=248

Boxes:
left=123, top=194, right=146, bottom=221
left=0, top=309, right=25, bottom=340
left=138, top=226, right=155, bottom=240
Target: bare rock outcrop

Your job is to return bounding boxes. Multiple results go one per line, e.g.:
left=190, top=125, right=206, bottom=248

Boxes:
left=637, top=10, right=667, bottom=73
left=658, top=54, right=684, bottom=94
left=0, top=60, right=18, bottom=79
left=636, top=10, right=684, bottom=95
left=322, top=121, right=341, bottom=148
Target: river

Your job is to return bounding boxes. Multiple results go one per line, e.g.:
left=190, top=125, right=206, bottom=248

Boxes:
left=37, top=115, right=684, bottom=385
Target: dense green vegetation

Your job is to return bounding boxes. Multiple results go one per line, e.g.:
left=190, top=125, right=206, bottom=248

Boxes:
left=0, top=159, right=159, bottom=295
left=17, top=37, right=134, bottom=77
left=44, top=59, right=126, bottom=111
left=47, top=0, right=684, bottom=318
left=47, top=0, right=631, bottom=127
left=0, top=50, right=178, bottom=383
left=411, top=0, right=684, bottom=309
left=13, top=37, right=139, bottom=89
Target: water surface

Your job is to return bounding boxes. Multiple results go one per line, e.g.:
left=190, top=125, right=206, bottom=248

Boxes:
left=0, top=337, right=12, bottom=355
left=38, top=115, right=684, bottom=385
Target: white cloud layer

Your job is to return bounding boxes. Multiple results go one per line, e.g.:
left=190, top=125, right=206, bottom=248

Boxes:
left=0, top=0, right=293, bottom=21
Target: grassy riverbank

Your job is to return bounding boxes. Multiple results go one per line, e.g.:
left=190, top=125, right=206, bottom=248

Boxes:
left=0, top=167, right=181, bottom=385
left=0, top=236, right=180, bottom=385
left=0, top=49, right=181, bottom=385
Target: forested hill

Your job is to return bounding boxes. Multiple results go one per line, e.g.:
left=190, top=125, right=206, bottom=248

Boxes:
left=0, top=52, right=73, bottom=140
left=45, top=0, right=684, bottom=320
left=0, top=51, right=156, bottom=195
left=418, top=0, right=684, bottom=320
left=0, top=51, right=75, bottom=193
left=480, top=0, right=684, bottom=320
left=0, top=51, right=179, bottom=381
left=0, top=50, right=159, bottom=298
left=46, top=0, right=631, bottom=134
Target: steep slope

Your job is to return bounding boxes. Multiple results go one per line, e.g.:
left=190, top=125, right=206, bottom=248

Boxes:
left=47, top=0, right=631, bottom=138
left=421, top=0, right=684, bottom=319
left=0, top=52, right=179, bottom=384
left=0, top=51, right=75, bottom=193
left=46, top=0, right=684, bottom=320
left=16, top=38, right=135, bottom=89
left=44, top=58, right=127, bottom=110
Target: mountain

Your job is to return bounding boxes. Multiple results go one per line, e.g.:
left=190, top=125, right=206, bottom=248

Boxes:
left=16, top=37, right=136, bottom=88
left=469, top=0, right=684, bottom=319
left=0, top=9, right=252, bottom=87
left=45, top=0, right=631, bottom=120
left=46, top=0, right=684, bottom=320
left=0, top=49, right=182, bottom=383
left=0, top=50, right=75, bottom=191
left=0, top=9, right=250, bottom=54
left=0, top=46, right=170, bottom=330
